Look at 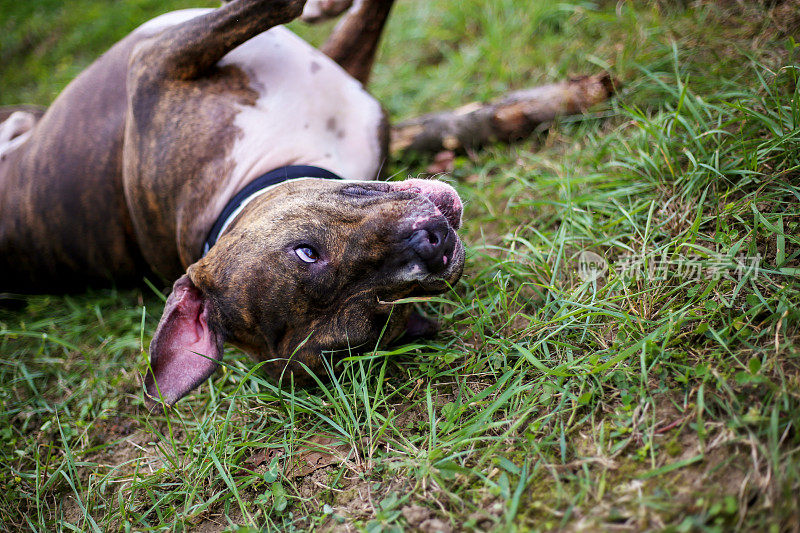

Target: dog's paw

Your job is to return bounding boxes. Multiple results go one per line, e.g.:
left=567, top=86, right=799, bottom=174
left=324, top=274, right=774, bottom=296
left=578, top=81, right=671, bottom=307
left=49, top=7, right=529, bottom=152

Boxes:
left=223, top=0, right=307, bottom=24
left=0, top=111, right=37, bottom=144
left=266, top=0, right=308, bottom=23
left=300, top=0, right=353, bottom=23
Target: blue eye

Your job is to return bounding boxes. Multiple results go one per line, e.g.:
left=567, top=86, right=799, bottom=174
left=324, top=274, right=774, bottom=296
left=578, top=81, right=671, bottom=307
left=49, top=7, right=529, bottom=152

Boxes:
left=295, top=246, right=319, bottom=263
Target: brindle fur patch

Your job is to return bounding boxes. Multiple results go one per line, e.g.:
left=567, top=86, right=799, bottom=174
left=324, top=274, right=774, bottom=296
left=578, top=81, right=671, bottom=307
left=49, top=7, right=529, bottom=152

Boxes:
left=123, top=63, right=259, bottom=277
left=0, top=32, right=153, bottom=290
left=122, top=1, right=306, bottom=278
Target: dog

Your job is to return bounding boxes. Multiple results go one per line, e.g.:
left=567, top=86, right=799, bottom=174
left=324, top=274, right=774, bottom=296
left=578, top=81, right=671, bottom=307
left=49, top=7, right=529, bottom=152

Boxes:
left=0, top=0, right=465, bottom=406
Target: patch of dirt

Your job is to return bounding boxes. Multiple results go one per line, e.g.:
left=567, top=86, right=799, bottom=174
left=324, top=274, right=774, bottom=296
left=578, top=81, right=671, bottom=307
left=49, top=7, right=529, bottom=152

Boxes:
left=85, top=426, right=160, bottom=475
left=397, top=502, right=456, bottom=533
left=62, top=496, right=84, bottom=527
left=190, top=507, right=245, bottom=533
left=289, top=458, right=458, bottom=532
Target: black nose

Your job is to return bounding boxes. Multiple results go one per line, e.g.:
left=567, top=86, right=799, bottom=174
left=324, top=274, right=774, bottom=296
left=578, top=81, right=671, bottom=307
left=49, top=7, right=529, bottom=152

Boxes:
left=408, top=222, right=454, bottom=273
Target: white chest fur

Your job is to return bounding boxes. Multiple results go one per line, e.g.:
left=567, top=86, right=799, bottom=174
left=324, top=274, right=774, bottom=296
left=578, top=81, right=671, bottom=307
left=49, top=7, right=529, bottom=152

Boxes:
left=137, top=9, right=384, bottom=190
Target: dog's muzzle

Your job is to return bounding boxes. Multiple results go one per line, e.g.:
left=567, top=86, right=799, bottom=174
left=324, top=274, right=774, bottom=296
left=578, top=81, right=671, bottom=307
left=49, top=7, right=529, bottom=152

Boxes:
left=389, top=179, right=464, bottom=287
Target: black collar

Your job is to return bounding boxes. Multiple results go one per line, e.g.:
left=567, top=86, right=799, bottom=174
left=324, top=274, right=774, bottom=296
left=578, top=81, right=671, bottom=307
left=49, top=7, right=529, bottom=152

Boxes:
left=202, top=165, right=342, bottom=256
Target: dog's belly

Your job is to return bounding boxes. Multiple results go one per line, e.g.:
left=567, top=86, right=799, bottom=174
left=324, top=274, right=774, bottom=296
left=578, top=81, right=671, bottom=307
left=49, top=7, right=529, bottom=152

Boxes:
left=224, top=27, right=385, bottom=176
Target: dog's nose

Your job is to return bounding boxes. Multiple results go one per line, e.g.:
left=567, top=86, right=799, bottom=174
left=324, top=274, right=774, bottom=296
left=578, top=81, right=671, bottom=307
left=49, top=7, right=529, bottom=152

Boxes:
left=408, top=222, right=454, bottom=273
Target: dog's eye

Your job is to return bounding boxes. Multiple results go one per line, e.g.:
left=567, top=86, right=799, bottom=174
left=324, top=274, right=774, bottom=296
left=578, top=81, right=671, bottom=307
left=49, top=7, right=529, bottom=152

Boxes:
left=295, top=246, right=319, bottom=263
left=341, top=185, right=386, bottom=197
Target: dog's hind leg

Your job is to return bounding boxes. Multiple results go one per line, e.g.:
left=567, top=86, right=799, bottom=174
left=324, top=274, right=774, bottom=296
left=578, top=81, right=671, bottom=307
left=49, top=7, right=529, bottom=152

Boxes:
left=319, top=0, right=395, bottom=85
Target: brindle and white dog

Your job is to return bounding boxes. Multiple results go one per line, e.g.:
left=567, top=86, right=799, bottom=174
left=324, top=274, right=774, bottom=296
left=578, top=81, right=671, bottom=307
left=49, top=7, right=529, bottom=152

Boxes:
left=0, top=0, right=465, bottom=405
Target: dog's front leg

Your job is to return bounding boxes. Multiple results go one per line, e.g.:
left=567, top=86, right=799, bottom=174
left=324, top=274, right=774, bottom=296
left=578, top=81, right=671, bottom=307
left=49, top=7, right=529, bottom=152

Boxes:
left=130, top=0, right=307, bottom=84
left=122, top=0, right=309, bottom=277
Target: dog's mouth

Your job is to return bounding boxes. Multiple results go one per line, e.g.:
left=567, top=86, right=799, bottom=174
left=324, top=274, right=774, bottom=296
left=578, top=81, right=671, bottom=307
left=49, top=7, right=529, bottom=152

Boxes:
left=388, top=179, right=465, bottom=289
left=337, top=178, right=465, bottom=288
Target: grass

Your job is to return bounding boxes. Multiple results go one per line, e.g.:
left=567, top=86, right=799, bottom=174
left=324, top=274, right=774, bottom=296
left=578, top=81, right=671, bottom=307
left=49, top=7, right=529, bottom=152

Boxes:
left=2, top=0, right=800, bottom=530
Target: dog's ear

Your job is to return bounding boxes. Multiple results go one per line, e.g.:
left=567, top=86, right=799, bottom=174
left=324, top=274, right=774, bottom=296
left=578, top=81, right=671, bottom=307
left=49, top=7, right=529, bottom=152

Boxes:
left=144, top=274, right=225, bottom=407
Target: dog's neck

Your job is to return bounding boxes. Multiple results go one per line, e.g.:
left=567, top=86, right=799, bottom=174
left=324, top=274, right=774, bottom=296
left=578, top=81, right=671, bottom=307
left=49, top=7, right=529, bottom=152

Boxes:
left=202, top=165, right=342, bottom=256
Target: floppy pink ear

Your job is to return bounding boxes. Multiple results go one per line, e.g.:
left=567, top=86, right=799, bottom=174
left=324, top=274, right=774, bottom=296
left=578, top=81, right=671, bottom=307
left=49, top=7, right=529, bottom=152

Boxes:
left=144, top=275, right=224, bottom=407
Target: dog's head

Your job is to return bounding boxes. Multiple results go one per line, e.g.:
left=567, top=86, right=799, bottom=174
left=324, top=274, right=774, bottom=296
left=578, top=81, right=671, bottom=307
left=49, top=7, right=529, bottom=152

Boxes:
left=144, top=178, right=464, bottom=405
